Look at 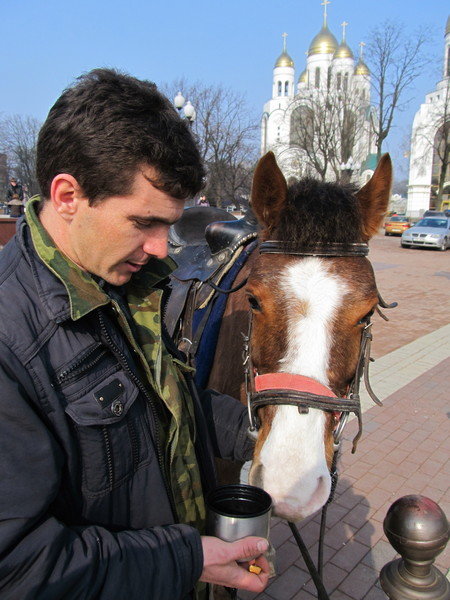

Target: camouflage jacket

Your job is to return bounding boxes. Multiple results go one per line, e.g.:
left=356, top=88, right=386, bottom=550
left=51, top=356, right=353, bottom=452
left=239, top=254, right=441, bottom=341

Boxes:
left=0, top=201, right=253, bottom=600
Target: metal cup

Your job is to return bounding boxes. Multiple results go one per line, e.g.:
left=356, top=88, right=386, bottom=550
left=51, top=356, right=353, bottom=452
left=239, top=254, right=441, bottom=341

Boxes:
left=206, top=484, right=272, bottom=543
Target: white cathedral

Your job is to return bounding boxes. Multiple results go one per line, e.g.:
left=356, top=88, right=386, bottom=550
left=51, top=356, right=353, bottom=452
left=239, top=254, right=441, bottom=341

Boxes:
left=407, top=17, right=450, bottom=216
left=261, top=3, right=377, bottom=185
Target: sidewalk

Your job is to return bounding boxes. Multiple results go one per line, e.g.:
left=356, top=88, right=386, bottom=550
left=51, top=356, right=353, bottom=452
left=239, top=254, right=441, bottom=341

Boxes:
left=240, top=323, right=450, bottom=600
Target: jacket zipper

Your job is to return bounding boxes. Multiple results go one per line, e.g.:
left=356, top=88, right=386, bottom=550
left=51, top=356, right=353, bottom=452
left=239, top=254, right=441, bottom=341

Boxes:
left=97, top=309, right=177, bottom=520
left=102, top=426, right=114, bottom=490
left=56, top=344, right=108, bottom=385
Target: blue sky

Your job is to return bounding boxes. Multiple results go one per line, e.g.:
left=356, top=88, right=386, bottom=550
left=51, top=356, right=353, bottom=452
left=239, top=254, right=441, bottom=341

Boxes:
left=1, top=0, right=449, bottom=180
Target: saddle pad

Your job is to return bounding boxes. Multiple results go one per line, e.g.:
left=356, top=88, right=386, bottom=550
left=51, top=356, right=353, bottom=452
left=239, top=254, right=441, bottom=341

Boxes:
left=193, top=241, right=256, bottom=389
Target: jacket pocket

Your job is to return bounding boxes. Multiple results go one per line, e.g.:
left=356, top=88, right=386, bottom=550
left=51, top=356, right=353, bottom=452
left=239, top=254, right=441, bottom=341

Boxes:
left=65, top=370, right=152, bottom=496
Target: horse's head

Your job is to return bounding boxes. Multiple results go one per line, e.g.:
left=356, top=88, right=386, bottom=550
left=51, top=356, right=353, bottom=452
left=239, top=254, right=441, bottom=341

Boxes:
left=246, top=152, right=392, bottom=521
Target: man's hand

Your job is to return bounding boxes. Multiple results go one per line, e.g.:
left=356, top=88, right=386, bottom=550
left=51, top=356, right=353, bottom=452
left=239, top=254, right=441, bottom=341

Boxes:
left=200, top=536, right=270, bottom=592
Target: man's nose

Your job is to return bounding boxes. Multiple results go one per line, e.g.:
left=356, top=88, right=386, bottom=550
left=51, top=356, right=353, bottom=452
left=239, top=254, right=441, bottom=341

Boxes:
left=142, top=233, right=169, bottom=259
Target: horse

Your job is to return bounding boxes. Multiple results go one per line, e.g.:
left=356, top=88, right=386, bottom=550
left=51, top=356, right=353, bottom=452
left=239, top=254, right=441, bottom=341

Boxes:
left=201, top=151, right=393, bottom=523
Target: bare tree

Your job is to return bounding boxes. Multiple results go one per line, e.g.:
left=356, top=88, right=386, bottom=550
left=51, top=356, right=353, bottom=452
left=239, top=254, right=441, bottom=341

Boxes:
left=289, top=86, right=368, bottom=181
left=163, top=79, right=258, bottom=207
left=0, top=114, right=41, bottom=195
left=366, top=21, right=430, bottom=162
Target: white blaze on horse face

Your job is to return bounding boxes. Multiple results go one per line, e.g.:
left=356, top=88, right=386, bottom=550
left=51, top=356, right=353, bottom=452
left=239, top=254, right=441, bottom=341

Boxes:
left=255, top=258, right=348, bottom=521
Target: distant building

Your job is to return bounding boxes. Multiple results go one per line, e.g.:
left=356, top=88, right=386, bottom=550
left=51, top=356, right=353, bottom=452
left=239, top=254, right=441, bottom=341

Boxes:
left=261, top=3, right=376, bottom=184
left=407, top=16, right=450, bottom=216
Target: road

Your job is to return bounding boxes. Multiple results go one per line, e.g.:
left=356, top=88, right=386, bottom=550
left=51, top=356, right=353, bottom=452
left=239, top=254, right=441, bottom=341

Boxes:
left=366, top=232, right=449, bottom=358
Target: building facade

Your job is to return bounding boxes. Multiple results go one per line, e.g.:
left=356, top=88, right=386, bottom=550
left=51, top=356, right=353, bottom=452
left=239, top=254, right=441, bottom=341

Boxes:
left=407, top=17, right=450, bottom=216
left=261, top=7, right=377, bottom=185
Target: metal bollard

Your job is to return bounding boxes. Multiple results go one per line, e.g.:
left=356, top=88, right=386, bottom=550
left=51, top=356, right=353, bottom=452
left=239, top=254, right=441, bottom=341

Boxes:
left=380, top=495, right=449, bottom=599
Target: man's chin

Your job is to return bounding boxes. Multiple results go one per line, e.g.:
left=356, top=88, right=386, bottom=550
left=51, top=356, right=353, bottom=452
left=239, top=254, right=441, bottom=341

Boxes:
left=102, top=270, right=133, bottom=286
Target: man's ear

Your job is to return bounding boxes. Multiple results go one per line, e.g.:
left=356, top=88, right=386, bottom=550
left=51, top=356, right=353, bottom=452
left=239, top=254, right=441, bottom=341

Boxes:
left=50, top=174, right=84, bottom=221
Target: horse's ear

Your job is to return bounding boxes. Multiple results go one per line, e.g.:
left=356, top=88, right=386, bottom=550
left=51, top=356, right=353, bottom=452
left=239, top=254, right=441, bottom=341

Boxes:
left=251, top=152, right=288, bottom=232
left=356, top=154, right=392, bottom=241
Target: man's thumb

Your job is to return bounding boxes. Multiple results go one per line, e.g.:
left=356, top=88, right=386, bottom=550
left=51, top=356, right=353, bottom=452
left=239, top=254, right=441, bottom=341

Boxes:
left=229, top=537, right=269, bottom=561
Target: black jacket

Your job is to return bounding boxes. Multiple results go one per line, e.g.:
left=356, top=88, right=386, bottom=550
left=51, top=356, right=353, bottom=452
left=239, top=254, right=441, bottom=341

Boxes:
left=0, top=219, right=252, bottom=599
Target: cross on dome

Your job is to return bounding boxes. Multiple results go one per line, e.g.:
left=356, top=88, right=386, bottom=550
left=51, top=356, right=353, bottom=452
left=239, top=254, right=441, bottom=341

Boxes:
left=359, top=41, right=366, bottom=59
left=321, top=0, right=331, bottom=26
left=341, top=21, right=348, bottom=41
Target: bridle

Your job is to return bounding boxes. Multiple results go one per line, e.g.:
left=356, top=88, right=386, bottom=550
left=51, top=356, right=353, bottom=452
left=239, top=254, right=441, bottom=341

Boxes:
left=242, top=240, right=397, bottom=453
left=239, top=239, right=396, bottom=600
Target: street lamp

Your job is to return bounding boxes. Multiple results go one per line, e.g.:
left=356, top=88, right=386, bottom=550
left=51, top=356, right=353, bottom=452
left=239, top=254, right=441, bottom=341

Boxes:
left=340, top=156, right=361, bottom=183
left=174, top=92, right=196, bottom=126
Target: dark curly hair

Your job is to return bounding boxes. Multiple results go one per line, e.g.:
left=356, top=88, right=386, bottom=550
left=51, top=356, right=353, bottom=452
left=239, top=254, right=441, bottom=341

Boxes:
left=36, top=68, right=205, bottom=203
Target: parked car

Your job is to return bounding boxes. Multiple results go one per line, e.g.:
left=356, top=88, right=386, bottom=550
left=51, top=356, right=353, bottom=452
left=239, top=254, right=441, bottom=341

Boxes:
left=401, top=217, right=450, bottom=251
left=384, top=215, right=411, bottom=236
left=423, top=210, right=447, bottom=218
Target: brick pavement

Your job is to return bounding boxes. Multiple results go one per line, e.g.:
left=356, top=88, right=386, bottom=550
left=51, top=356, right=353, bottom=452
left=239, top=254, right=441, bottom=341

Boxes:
left=238, top=324, right=450, bottom=600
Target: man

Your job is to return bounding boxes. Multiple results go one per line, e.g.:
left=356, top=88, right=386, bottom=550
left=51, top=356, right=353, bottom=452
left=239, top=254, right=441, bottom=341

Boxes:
left=6, top=176, right=23, bottom=203
left=6, top=177, right=24, bottom=217
left=0, top=69, right=269, bottom=599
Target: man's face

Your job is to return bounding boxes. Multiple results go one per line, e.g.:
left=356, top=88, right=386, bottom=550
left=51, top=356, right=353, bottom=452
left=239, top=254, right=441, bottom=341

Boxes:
left=66, top=167, right=185, bottom=285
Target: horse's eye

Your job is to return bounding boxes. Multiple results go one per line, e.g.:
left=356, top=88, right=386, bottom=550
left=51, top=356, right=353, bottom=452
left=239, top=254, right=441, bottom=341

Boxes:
left=357, top=309, right=374, bottom=326
left=248, top=295, right=262, bottom=311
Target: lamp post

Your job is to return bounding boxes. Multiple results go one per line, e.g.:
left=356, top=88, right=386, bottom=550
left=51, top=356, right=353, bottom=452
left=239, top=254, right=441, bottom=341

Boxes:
left=173, top=92, right=196, bottom=126
left=340, top=156, right=360, bottom=183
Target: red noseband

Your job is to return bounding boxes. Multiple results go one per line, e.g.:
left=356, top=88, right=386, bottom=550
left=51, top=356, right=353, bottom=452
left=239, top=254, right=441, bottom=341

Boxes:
left=254, top=373, right=337, bottom=397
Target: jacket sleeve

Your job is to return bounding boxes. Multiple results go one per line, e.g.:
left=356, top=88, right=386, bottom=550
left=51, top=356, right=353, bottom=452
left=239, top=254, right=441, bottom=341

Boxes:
left=0, top=346, right=203, bottom=600
left=198, top=388, right=254, bottom=462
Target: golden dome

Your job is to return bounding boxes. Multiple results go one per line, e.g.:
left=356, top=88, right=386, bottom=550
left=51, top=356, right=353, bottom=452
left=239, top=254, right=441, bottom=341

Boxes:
left=298, top=69, right=308, bottom=83
left=308, top=26, right=338, bottom=56
left=275, top=51, right=294, bottom=68
left=354, top=59, right=370, bottom=76
left=334, top=41, right=354, bottom=59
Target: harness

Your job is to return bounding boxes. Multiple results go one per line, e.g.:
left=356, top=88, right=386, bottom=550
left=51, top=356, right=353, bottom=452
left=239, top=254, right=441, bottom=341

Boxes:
left=243, top=241, right=388, bottom=453
left=239, top=239, right=396, bottom=600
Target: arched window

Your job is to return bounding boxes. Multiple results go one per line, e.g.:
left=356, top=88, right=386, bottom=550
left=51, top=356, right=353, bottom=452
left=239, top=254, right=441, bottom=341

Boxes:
left=447, top=47, right=450, bottom=77
left=284, top=81, right=289, bottom=96
left=315, top=67, right=320, bottom=88
left=327, top=67, right=332, bottom=89
left=343, top=73, right=349, bottom=92
left=277, top=81, right=282, bottom=96
left=337, top=72, right=342, bottom=90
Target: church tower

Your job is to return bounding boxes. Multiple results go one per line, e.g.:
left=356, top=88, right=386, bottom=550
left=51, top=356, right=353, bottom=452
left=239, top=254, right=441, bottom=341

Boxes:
left=407, top=16, right=450, bottom=216
left=260, top=1, right=376, bottom=183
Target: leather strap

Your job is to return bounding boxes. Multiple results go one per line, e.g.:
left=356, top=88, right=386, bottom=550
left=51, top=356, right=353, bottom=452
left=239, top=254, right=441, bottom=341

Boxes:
left=259, top=241, right=369, bottom=257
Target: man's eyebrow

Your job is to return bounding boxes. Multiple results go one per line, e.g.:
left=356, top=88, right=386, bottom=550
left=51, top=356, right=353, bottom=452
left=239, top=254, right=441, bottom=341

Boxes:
left=128, top=215, right=178, bottom=226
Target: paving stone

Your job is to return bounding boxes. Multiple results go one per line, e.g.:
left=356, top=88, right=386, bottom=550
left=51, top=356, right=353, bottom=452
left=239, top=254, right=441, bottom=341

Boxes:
left=363, top=584, right=390, bottom=600
left=352, top=518, right=385, bottom=548
left=270, top=521, right=293, bottom=548
left=338, top=563, right=379, bottom=598
left=274, top=541, right=302, bottom=574
left=301, top=570, right=348, bottom=598
left=324, top=520, right=358, bottom=550
left=330, top=539, right=370, bottom=572
left=265, top=565, right=310, bottom=599
left=362, top=539, right=398, bottom=572
left=342, top=501, right=372, bottom=529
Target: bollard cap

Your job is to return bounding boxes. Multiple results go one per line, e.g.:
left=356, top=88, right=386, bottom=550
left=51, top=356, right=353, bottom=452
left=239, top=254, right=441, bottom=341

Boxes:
left=383, top=495, right=449, bottom=561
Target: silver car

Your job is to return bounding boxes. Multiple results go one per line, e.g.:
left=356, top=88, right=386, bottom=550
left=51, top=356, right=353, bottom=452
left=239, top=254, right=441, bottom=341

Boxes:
left=401, top=217, right=450, bottom=251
